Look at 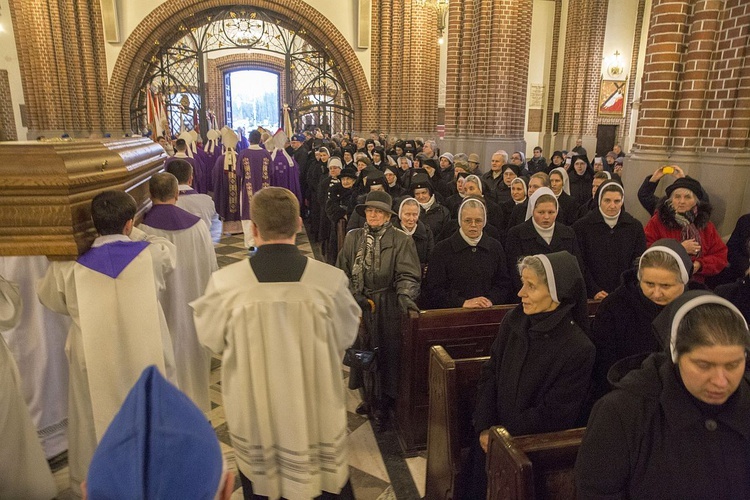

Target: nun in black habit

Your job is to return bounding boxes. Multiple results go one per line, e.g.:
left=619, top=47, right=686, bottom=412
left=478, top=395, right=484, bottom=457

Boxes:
left=505, top=187, right=585, bottom=295
left=573, top=180, right=646, bottom=298
left=461, top=251, right=595, bottom=499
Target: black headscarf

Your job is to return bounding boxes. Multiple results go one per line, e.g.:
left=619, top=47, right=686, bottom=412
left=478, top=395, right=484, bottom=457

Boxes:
left=536, top=251, right=589, bottom=333
left=652, top=290, right=749, bottom=363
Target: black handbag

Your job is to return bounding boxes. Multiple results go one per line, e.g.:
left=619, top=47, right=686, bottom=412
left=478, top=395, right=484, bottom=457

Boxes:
left=343, top=347, right=378, bottom=371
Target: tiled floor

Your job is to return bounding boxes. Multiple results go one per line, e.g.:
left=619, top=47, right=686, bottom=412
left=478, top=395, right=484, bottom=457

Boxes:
left=50, top=223, right=426, bottom=499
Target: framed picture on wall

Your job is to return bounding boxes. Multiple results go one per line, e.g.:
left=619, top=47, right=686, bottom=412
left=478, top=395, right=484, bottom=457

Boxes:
left=599, top=80, right=627, bottom=116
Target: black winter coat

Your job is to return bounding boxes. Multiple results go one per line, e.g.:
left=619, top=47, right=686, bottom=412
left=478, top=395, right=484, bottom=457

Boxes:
left=568, top=170, right=593, bottom=207
left=393, top=219, right=434, bottom=273
left=577, top=353, right=750, bottom=499
left=507, top=200, right=528, bottom=230
left=716, top=276, right=750, bottom=324
left=556, top=191, right=579, bottom=226
left=473, top=303, right=595, bottom=435
left=505, top=219, right=585, bottom=294
left=422, top=231, right=511, bottom=309
left=588, top=268, right=665, bottom=400
left=573, top=209, right=646, bottom=297
left=419, top=202, right=451, bottom=241
left=725, top=213, right=750, bottom=282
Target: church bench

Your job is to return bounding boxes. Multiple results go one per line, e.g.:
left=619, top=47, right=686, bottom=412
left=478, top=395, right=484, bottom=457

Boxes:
left=425, top=345, right=488, bottom=500
left=396, top=301, right=600, bottom=455
left=485, top=426, right=585, bottom=500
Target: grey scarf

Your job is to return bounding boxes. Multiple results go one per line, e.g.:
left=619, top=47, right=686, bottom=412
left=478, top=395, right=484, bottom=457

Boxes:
left=350, top=221, right=392, bottom=295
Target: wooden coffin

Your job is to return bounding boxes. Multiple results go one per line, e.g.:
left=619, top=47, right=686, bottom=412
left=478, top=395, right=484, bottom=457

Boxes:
left=0, top=138, right=165, bottom=258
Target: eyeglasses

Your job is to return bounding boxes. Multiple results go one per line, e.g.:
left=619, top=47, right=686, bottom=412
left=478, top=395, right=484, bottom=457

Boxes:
left=462, top=218, right=484, bottom=226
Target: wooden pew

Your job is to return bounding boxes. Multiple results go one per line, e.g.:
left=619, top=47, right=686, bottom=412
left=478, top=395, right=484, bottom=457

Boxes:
left=425, top=345, right=488, bottom=500
left=396, top=301, right=600, bottom=455
left=485, top=426, right=585, bottom=500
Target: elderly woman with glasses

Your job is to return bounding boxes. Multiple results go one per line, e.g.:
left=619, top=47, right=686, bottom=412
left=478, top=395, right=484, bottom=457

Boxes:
left=337, top=190, right=421, bottom=431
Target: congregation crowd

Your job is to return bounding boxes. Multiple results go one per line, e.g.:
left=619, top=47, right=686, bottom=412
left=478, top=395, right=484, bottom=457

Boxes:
left=3, top=125, right=750, bottom=499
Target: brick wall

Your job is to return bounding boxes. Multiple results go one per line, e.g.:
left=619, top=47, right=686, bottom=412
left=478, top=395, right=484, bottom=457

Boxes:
left=206, top=54, right=287, bottom=128
left=444, top=0, right=533, bottom=140
left=105, top=0, right=375, bottom=135
left=0, top=70, right=18, bottom=141
left=8, top=0, right=108, bottom=137
left=635, top=0, right=750, bottom=152
left=370, top=0, right=439, bottom=136
left=557, top=0, right=610, bottom=138
left=544, top=0, right=563, bottom=136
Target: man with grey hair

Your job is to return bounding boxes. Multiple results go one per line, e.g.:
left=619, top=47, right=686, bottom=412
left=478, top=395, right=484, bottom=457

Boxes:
left=422, top=139, right=438, bottom=159
left=482, top=150, right=509, bottom=194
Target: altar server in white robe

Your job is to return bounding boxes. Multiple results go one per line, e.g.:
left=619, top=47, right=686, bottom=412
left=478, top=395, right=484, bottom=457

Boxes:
left=0, top=273, right=57, bottom=500
left=191, top=187, right=360, bottom=500
left=140, top=173, right=218, bottom=413
left=0, top=255, right=70, bottom=459
left=166, top=159, right=223, bottom=243
left=37, top=190, right=178, bottom=496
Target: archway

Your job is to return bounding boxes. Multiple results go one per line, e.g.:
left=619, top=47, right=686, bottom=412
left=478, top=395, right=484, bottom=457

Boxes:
left=106, top=0, right=375, bottom=134
left=207, top=54, right=287, bottom=129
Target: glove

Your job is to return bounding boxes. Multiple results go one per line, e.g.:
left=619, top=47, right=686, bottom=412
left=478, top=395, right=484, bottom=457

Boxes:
left=398, top=294, right=419, bottom=314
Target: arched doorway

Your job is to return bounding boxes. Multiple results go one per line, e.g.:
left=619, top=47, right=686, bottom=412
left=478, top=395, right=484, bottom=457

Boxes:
left=107, top=0, right=375, bottom=135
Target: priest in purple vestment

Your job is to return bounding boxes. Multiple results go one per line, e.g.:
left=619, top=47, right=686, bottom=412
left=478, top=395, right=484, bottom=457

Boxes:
left=236, top=130, right=272, bottom=245
left=212, top=127, right=242, bottom=222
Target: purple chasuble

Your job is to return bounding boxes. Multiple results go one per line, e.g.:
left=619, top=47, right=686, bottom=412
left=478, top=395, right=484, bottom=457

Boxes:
left=143, top=204, right=201, bottom=230
left=271, top=151, right=303, bottom=205
left=211, top=153, right=241, bottom=221
left=165, top=156, right=206, bottom=195
left=237, top=147, right=272, bottom=219
left=77, top=240, right=150, bottom=279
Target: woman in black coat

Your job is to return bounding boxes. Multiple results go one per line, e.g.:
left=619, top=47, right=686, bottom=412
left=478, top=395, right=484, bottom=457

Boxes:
left=567, top=154, right=594, bottom=208
left=464, top=251, right=595, bottom=499
left=505, top=187, right=584, bottom=294
left=589, top=239, right=693, bottom=400
left=573, top=181, right=646, bottom=299
left=393, top=197, right=434, bottom=277
left=577, top=291, right=750, bottom=499
left=410, top=174, right=452, bottom=241
left=549, top=167, right=579, bottom=225
left=422, top=198, right=511, bottom=309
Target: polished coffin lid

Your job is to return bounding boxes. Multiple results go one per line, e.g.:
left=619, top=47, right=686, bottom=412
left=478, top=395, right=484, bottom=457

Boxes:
left=0, top=138, right=165, bottom=258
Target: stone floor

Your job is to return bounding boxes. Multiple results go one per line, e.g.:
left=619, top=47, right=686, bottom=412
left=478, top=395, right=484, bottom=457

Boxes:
left=50, top=224, right=427, bottom=499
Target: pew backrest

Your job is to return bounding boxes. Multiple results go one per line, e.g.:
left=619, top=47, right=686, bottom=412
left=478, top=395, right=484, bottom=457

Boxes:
left=396, top=301, right=600, bottom=454
left=486, top=426, right=585, bottom=500
left=425, top=345, right=489, bottom=500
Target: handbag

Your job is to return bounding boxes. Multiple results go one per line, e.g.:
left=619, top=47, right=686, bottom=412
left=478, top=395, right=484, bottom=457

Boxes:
left=343, top=347, right=378, bottom=371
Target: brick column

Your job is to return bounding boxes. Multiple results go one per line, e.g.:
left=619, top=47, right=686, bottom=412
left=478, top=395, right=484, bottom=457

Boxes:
left=626, top=0, right=750, bottom=237
left=442, top=0, right=532, bottom=162
left=0, top=70, right=18, bottom=141
left=633, top=0, right=691, bottom=150
left=671, top=0, right=723, bottom=149
left=556, top=0, right=610, bottom=149
left=371, top=0, right=438, bottom=136
left=8, top=0, right=108, bottom=138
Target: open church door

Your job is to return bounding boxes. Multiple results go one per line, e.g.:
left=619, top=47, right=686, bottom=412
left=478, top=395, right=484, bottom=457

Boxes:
left=224, top=72, right=233, bottom=128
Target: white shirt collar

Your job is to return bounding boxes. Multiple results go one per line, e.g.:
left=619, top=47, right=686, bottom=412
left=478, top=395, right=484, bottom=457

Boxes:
left=91, top=234, right=130, bottom=248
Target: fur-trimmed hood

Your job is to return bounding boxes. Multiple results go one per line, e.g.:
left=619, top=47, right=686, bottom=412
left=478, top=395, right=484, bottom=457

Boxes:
left=656, top=197, right=712, bottom=230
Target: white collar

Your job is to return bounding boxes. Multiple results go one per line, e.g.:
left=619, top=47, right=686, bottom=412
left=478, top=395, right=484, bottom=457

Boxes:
left=91, top=234, right=130, bottom=248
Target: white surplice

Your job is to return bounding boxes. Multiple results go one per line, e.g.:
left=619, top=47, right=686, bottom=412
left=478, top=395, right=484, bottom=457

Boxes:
left=177, top=184, right=223, bottom=244
left=0, top=275, right=57, bottom=500
left=140, top=211, right=218, bottom=413
left=191, top=258, right=359, bottom=500
left=36, top=229, right=177, bottom=495
left=0, top=256, right=71, bottom=459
